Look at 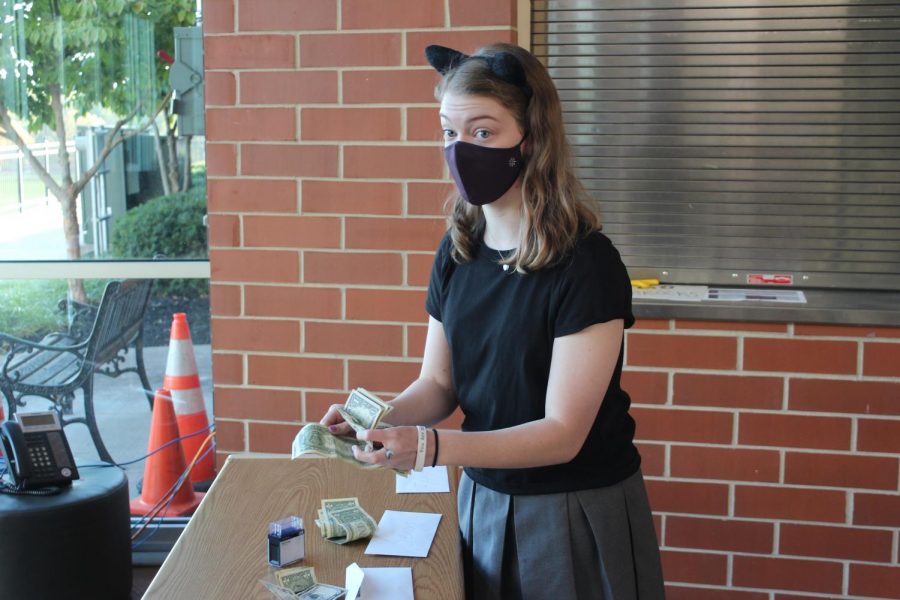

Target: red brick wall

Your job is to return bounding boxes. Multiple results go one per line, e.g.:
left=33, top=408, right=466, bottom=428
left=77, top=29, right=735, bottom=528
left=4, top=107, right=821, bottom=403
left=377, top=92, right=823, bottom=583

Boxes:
left=203, top=0, right=516, bottom=454
left=626, top=320, right=900, bottom=598
left=203, top=1, right=900, bottom=597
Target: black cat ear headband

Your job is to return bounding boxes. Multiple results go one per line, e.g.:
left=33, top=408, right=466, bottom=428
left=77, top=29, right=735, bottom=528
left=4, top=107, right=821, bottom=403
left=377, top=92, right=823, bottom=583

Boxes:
left=424, top=44, right=533, bottom=99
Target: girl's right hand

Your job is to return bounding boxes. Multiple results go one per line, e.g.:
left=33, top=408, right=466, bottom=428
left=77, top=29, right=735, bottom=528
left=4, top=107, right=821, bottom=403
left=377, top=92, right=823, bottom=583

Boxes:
left=319, top=403, right=354, bottom=436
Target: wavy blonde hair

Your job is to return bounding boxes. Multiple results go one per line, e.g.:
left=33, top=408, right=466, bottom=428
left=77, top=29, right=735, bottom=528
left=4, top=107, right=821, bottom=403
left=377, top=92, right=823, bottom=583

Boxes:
left=435, top=43, right=599, bottom=271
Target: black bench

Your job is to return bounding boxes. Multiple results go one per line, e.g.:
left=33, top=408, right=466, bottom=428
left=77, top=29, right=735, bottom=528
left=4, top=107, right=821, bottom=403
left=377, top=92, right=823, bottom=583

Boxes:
left=0, top=279, right=155, bottom=463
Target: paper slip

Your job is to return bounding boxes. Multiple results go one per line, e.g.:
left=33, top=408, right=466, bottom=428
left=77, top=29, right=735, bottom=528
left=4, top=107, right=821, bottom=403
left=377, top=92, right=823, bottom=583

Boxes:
left=364, top=510, right=442, bottom=558
left=632, top=284, right=707, bottom=302
left=706, top=288, right=807, bottom=304
left=395, top=465, right=450, bottom=494
left=346, top=563, right=414, bottom=600
left=346, top=564, right=365, bottom=600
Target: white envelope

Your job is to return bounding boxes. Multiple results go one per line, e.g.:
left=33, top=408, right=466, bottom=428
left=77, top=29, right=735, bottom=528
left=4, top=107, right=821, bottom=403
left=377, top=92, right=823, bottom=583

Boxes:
left=396, top=465, right=450, bottom=494
left=345, top=563, right=414, bottom=600
left=364, top=510, right=442, bottom=558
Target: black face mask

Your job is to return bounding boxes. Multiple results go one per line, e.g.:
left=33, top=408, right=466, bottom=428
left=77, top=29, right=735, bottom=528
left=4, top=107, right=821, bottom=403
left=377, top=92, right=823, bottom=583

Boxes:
left=444, top=140, right=524, bottom=206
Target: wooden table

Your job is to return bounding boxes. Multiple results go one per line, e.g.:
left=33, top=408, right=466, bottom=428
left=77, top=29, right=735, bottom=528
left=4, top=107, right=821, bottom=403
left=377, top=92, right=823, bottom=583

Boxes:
left=143, top=456, right=464, bottom=599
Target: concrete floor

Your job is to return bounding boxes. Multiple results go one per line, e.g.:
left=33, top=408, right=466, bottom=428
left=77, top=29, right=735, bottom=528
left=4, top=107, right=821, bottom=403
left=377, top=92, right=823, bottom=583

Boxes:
left=12, top=344, right=213, bottom=498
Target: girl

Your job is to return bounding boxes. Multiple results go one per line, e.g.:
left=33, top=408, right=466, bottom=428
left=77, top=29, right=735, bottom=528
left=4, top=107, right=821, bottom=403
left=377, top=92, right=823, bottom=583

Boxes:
left=322, top=43, right=665, bottom=599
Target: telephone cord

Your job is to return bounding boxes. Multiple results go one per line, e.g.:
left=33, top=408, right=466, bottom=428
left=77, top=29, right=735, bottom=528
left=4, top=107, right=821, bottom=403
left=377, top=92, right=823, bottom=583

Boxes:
left=130, top=430, right=216, bottom=542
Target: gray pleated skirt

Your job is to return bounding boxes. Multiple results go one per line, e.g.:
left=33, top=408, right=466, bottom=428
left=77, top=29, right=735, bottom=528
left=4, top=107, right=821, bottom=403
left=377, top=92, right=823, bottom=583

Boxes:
left=458, top=469, right=665, bottom=600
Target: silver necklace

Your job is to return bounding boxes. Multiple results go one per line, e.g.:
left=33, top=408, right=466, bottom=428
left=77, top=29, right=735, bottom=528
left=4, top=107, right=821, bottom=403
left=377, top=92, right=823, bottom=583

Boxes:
left=499, top=251, right=510, bottom=271
left=485, top=231, right=515, bottom=272
left=494, top=247, right=513, bottom=272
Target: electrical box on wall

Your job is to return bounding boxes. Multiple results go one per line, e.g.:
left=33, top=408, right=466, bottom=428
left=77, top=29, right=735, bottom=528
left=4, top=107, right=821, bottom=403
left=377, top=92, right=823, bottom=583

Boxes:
left=169, top=26, right=204, bottom=136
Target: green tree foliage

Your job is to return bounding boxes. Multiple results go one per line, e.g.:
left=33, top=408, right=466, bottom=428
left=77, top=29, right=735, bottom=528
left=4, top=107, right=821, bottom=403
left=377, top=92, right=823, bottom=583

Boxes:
left=0, top=0, right=197, bottom=301
left=4, top=0, right=196, bottom=133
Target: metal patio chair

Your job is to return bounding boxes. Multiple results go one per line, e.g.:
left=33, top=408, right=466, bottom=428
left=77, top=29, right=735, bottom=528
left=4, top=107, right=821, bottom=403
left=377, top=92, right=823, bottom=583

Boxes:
left=0, top=279, right=155, bottom=463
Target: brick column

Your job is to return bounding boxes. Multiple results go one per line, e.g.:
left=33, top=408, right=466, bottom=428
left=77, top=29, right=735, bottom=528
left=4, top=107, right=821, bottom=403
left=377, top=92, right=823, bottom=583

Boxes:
left=203, top=0, right=518, bottom=455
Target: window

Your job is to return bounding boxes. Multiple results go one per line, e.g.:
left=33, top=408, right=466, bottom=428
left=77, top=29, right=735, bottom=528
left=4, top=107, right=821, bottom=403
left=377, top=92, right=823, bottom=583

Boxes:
left=0, top=0, right=210, bottom=497
left=533, top=0, right=900, bottom=292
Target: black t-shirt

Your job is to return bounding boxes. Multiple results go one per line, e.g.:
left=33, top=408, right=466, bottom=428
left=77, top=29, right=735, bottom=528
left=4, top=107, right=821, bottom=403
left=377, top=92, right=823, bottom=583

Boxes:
left=426, top=230, right=641, bottom=495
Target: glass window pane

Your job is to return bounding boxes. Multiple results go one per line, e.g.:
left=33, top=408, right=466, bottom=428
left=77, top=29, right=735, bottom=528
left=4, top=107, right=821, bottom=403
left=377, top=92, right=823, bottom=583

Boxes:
left=0, top=277, right=211, bottom=498
left=0, top=2, right=206, bottom=261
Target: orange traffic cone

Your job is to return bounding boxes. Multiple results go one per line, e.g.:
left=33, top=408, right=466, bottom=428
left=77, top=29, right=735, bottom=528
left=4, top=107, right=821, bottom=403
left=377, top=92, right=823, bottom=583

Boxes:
left=164, top=313, right=215, bottom=490
left=130, top=389, right=204, bottom=516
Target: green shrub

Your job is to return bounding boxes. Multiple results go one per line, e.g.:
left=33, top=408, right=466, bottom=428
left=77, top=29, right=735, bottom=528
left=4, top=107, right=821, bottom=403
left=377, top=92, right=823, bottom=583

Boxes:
left=190, top=164, right=207, bottom=190
left=111, top=187, right=208, bottom=298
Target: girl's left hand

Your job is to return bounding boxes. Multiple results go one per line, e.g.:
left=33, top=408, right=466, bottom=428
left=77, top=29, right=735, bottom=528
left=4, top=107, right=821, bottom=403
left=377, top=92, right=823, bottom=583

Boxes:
left=353, top=426, right=421, bottom=471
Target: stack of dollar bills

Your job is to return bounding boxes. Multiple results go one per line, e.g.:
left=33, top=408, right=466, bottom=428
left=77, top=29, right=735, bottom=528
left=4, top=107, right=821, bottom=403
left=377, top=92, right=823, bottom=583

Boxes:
left=259, top=565, right=346, bottom=599
left=334, top=387, right=393, bottom=441
left=291, top=388, right=407, bottom=474
left=315, top=497, right=377, bottom=544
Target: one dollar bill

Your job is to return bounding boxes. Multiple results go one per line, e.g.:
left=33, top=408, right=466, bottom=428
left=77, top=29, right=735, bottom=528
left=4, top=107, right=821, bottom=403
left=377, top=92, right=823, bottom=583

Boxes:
left=291, top=423, right=376, bottom=468
left=263, top=567, right=348, bottom=599
left=342, top=388, right=392, bottom=432
left=315, top=497, right=377, bottom=544
left=275, top=566, right=316, bottom=594
left=259, top=580, right=301, bottom=600
left=298, top=583, right=346, bottom=600
left=291, top=388, right=407, bottom=475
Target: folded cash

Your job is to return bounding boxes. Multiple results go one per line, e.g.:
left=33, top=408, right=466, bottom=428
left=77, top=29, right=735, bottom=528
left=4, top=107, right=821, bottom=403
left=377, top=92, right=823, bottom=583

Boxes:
left=338, top=388, right=393, bottom=450
left=292, top=423, right=374, bottom=468
left=298, top=583, right=347, bottom=599
left=259, top=579, right=302, bottom=600
left=276, top=566, right=317, bottom=594
left=315, top=497, right=377, bottom=544
left=291, top=388, right=407, bottom=475
left=339, top=388, right=393, bottom=435
left=262, top=566, right=348, bottom=600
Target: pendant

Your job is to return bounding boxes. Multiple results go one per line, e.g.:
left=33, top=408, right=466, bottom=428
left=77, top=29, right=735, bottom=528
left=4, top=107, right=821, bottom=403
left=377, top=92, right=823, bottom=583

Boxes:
left=502, top=264, right=510, bottom=271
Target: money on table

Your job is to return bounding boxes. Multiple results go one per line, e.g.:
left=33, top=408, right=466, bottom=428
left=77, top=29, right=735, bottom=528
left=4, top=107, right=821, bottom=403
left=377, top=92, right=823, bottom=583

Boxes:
left=260, top=580, right=346, bottom=599
left=276, top=566, right=317, bottom=594
left=259, top=579, right=301, bottom=600
left=315, top=497, right=377, bottom=544
left=261, top=565, right=348, bottom=599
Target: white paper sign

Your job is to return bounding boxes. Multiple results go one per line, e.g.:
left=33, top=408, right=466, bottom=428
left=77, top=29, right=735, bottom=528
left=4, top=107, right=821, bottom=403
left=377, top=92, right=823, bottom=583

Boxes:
left=364, top=510, right=442, bottom=558
left=396, top=465, right=450, bottom=494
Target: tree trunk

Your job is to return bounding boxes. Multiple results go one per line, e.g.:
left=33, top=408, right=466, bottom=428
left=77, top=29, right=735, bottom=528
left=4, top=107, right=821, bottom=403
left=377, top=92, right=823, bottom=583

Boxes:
left=49, top=83, right=87, bottom=303
left=60, top=188, right=87, bottom=303
left=180, top=135, right=193, bottom=193
left=165, top=116, right=179, bottom=193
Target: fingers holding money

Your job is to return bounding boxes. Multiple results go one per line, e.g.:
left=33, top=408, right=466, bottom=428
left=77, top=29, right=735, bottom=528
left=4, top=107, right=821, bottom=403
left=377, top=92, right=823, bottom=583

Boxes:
left=353, top=427, right=417, bottom=469
left=352, top=444, right=399, bottom=467
left=319, top=403, right=353, bottom=436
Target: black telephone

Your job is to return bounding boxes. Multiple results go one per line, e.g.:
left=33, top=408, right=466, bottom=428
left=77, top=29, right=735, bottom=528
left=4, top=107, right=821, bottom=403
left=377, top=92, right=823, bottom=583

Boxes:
left=1, top=411, right=79, bottom=490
